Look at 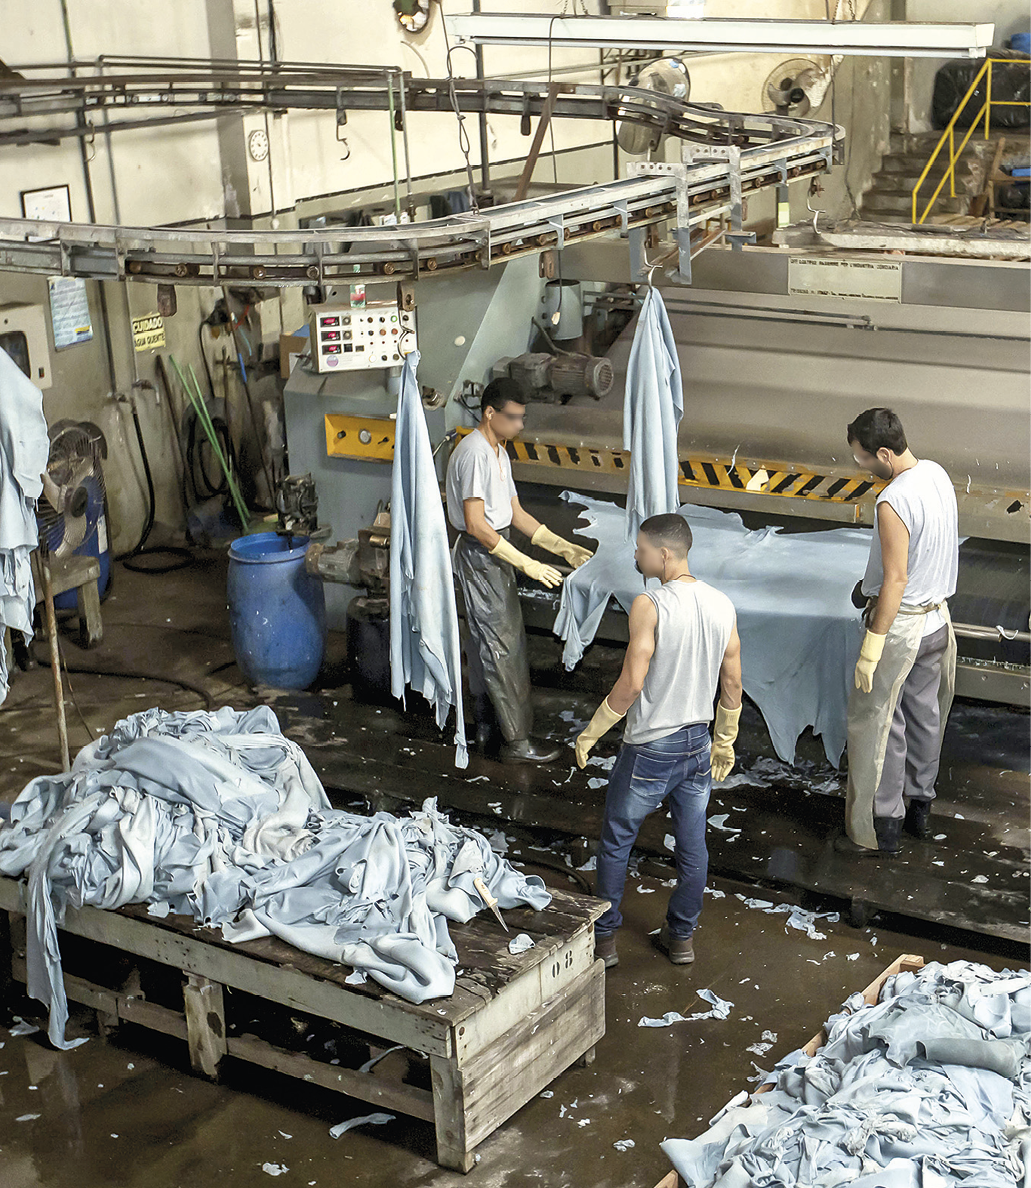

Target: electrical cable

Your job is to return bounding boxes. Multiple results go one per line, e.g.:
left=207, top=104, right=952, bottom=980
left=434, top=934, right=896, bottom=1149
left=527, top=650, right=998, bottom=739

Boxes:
left=197, top=320, right=216, bottom=399
left=221, top=287, right=277, bottom=507
left=35, top=657, right=215, bottom=709
left=118, top=396, right=194, bottom=574
left=56, top=639, right=96, bottom=741
left=437, top=0, right=481, bottom=211
left=514, top=854, right=594, bottom=895
left=532, top=316, right=573, bottom=355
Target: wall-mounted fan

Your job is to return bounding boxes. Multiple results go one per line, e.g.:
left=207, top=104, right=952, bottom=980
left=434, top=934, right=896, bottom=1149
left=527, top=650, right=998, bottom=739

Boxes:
left=762, top=59, right=832, bottom=118
left=36, top=419, right=111, bottom=603
left=616, top=57, right=691, bottom=155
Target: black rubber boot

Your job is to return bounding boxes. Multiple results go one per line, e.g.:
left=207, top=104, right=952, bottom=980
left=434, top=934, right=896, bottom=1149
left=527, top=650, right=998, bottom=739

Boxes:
left=834, top=816, right=902, bottom=857
left=472, top=695, right=501, bottom=755
left=904, top=798, right=932, bottom=839
left=500, top=738, right=563, bottom=765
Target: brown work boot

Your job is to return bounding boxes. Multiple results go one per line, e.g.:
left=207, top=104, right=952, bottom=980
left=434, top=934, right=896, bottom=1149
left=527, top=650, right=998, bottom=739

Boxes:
left=595, top=933, right=618, bottom=969
left=653, top=923, right=695, bottom=965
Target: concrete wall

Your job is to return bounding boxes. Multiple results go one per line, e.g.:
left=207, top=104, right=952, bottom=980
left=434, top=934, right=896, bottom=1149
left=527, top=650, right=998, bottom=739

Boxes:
left=1, top=0, right=894, bottom=554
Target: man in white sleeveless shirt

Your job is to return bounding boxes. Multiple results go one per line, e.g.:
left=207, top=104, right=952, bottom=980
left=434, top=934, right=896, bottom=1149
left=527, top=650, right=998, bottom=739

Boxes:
left=573, top=514, right=742, bottom=968
left=836, top=408, right=958, bottom=857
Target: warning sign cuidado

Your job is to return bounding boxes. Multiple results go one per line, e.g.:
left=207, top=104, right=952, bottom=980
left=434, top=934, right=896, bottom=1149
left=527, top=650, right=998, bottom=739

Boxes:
left=132, top=313, right=166, bottom=352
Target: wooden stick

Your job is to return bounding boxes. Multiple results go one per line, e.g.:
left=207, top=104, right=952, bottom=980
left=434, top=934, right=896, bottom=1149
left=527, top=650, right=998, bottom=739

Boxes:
left=40, top=556, right=70, bottom=771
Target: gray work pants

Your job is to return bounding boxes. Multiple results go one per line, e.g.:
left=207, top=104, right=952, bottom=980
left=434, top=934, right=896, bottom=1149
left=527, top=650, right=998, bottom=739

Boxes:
left=874, top=623, right=950, bottom=819
left=453, top=530, right=533, bottom=742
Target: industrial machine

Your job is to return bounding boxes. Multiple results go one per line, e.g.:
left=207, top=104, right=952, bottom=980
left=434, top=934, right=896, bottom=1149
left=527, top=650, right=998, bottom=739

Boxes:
left=283, top=242, right=1030, bottom=712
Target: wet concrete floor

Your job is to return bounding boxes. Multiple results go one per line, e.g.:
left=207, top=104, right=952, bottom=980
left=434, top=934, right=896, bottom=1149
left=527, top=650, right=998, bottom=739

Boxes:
left=0, top=557, right=1027, bottom=1187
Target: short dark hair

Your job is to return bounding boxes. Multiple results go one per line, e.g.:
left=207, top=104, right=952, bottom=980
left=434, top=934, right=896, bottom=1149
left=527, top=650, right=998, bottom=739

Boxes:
left=639, top=513, right=693, bottom=556
left=847, top=407, right=908, bottom=455
left=481, top=377, right=527, bottom=416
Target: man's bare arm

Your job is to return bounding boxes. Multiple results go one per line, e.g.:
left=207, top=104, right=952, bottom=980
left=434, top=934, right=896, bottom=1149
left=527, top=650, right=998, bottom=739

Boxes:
left=869, top=502, right=910, bottom=635
left=606, top=595, right=657, bottom=715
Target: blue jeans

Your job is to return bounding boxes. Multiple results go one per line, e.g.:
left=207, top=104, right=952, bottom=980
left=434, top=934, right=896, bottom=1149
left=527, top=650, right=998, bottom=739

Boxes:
left=595, top=723, right=711, bottom=940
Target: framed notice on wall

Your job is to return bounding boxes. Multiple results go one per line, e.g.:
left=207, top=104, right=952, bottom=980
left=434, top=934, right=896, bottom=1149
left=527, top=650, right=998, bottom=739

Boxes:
left=20, top=184, right=72, bottom=223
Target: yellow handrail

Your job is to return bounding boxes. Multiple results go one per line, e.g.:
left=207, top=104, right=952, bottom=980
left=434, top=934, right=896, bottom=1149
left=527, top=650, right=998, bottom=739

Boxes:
left=912, top=56, right=992, bottom=223
left=911, top=57, right=1031, bottom=225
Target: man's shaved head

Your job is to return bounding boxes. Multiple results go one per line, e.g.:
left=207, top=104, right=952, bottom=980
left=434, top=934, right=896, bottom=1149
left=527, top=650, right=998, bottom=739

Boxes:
left=639, top=514, right=693, bottom=558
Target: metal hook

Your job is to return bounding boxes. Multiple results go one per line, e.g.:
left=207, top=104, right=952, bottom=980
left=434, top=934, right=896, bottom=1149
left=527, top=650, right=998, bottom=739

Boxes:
left=640, top=244, right=676, bottom=287
left=806, top=178, right=824, bottom=235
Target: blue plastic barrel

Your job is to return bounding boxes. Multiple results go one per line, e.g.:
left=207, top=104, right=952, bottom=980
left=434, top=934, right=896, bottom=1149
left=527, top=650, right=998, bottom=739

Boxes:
left=227, top=532, right=326, bottom=689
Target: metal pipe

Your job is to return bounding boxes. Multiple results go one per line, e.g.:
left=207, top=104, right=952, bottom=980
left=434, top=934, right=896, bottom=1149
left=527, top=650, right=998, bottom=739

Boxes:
left=386, top=70, right=401, bottom=221
left=952, top=621, right=1031, bottom=644
left=397, top=68, right=414, bottom=214
left=472, top=0, right=490, bottom=191
left=59, top=0, right=118, bottom=396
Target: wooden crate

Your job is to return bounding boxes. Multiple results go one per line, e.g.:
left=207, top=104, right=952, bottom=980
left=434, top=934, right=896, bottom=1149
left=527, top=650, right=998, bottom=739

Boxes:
left=0, top=876, right=607, bottom=1173
left=650, top=952, right=926, bottom=1188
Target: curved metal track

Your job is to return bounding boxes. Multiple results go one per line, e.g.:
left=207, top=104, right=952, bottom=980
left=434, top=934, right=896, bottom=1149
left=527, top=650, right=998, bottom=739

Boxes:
left=0, top=59, right=841, bottom=286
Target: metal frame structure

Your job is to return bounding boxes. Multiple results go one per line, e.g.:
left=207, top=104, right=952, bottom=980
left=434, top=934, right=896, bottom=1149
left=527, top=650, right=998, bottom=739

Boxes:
left=0, top=58, right=840, bottom=287
left=444, top=14, right=995, bottom=58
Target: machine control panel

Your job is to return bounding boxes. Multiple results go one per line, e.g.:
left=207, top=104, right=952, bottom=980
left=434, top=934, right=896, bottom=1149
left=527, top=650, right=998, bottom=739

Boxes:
left=309, top=301, right=416, bottom=373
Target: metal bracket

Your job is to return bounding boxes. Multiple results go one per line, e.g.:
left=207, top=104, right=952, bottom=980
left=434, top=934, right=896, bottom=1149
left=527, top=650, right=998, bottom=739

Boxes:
left=627, top=225, right=646, bottom=281
left=628, top=159, right=692, bottom=283
left=547, top=215, right=565, bottom=252
left=670, top=225, right=692, bottom=285
left=725, top=231, right=757, bottom=251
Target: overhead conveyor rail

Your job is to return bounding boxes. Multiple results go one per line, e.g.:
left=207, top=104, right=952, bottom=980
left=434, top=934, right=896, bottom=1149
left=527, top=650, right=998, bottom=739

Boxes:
left=0, top=59, right=841, bottom=287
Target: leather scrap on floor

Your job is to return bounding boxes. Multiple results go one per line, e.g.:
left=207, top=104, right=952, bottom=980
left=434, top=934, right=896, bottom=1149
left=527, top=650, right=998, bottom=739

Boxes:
left=661, top=959, right=1031, bottom=1187
left=0, top=705, right=551, bottom=1050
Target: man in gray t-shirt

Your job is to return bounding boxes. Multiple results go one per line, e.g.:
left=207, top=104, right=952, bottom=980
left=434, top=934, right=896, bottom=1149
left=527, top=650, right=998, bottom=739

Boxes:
left=574, top=513, right=743, bottom=970
left=836, top=407, right=959, bottom=858
left=447, top=378, right=594, bottom=763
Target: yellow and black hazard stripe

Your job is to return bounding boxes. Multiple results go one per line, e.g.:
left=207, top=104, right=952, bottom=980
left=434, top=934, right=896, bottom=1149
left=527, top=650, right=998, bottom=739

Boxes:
left=333, top=420, right=883, bottom=506
left=501, top=433, right=883, bottom=505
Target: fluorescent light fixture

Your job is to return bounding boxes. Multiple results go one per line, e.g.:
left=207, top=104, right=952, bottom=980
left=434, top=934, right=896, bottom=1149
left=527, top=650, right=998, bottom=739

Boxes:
left=444, top=14, right=995, bottom=59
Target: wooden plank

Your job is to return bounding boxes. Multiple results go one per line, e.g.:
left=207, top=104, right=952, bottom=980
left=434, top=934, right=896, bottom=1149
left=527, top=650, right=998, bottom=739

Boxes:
left=9, top=952, right=190, bottom=1043
left=227, top=1033, right=436, bottom=1123
left=430, top=1055, right=474, bottom=1174
left=0, top=875, right=605, bottom=1030
left=0, top=880, right=452, bottom=1057
left=455, top=924, right=597, bottom=1062
left=119, top=994, right=189, bottom=1041
left=184, top=974, right=227, bottom=1079
left=460, top=959, right=606, bottom=1150
left=653, top=1175, right=680, bottom=1188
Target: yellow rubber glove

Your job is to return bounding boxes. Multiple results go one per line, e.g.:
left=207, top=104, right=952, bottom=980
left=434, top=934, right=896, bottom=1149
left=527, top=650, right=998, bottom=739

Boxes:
left=490, top=535, right=564, bottom=589
left=575, top=697, right=625, bottom=769
left=710, top=703, right=741, bottom=783
left=854, top=630, right=886, bottom=693
left=531, top=524, right=593, bottom=569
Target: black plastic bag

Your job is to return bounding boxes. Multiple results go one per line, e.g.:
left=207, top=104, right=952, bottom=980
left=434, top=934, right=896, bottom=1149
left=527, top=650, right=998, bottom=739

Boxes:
left=932, top=51, right=1030, bottom=130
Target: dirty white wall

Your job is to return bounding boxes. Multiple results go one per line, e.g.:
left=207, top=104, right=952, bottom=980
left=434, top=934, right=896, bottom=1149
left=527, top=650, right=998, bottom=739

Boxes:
left=905, top=0, right=1027, bottom=132
left=0, top=0, right=894, bottom=552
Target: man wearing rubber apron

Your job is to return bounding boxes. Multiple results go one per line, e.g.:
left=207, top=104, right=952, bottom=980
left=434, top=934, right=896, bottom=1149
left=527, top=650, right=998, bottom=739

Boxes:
left=447, top=377, right=594, bottom=763
left=836, top=408, right=958, bottom=857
